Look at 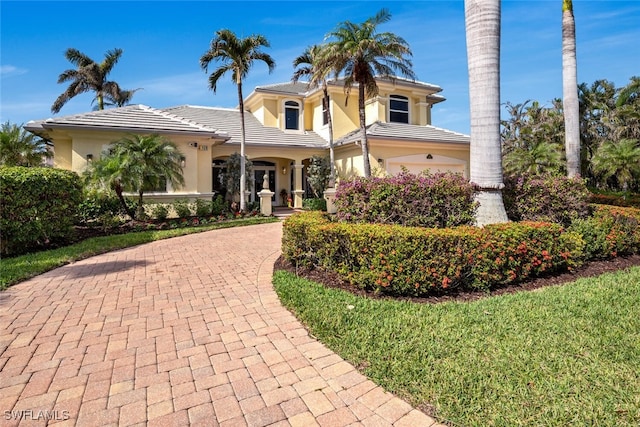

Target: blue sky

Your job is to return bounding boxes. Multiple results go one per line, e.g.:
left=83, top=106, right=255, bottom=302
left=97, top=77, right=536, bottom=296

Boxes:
left=1, top=1, right=639, bottom=134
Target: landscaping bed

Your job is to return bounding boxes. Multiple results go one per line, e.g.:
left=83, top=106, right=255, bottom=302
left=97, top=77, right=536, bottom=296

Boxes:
left=275, top=253, right=640, bottom=304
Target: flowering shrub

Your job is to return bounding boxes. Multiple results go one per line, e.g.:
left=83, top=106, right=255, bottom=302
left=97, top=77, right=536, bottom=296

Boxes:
left=282, top=212, right=583, bottom=296
left=335, top=171, right=478, bottom=228
left=503, top=173, right=591, bottom=226
left=588, top=192, right=640, bottom=209
left=569, top=204, right=640, bottom=259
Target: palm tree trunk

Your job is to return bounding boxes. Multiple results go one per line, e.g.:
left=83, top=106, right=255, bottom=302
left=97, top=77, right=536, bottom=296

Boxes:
left=563, top=0, right=580, bottom=178
left=358, top=84, right=372, bottom=177
left=237, top=81, right=247, bottom=212
left=114, top=183, right=135, bottom=220
left=323, top=84, right=336, bottom=185
left=97, top=92, right=104, bottom=111
left=465, top=0, right=509, bottom=225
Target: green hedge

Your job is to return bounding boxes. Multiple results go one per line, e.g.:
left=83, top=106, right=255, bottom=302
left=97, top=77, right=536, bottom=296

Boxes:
left=1, top=167, right=83, bottom=256
left=282, top=212, right=583, bottom=296
left=334, top=171, right=478, bottom=228
left=503, top=174, right=591, bottom=226
left=568, top=204, right=640, bottom=259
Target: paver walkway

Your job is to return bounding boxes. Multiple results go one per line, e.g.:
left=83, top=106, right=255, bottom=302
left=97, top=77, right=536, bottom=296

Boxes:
left=0, top=222, right=444, bottom=427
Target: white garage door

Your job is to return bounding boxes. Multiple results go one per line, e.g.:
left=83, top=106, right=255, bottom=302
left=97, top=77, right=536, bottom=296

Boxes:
left=385, top=154, right=467, bottom=177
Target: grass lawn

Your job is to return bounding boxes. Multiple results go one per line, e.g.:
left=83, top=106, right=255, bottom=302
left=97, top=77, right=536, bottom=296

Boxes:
left=274, top=267, right=640, bottom=426
left=0, top=216, right=278, bottom=290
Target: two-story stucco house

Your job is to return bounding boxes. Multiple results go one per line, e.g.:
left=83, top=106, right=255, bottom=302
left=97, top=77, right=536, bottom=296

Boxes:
left=25, top=77, right=470, bottom=208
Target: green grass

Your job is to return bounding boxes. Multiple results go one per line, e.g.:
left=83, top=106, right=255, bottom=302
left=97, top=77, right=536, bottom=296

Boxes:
left=0, top=216, right=279, bottom=290
left=274, top=268, right=640, bottom=426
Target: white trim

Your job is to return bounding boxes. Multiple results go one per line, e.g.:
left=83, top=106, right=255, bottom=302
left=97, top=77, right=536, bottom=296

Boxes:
left=282, top=98, right=303, bottom=131
left=388, top=94, right=410, bottom=124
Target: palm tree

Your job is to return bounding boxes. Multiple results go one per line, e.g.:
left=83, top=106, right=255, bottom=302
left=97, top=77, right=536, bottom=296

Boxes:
left=613, top=77, right=640, bottom=141
left=200, top=29, right=275, bottom=211
left=562, top=0, right=581, bottom=178
left=0, top=121, right=51, bottom=167
left=465, top=0, right=508, bottom=225
left=292, top=44, right=337, bottom=185
left=85, top=134, right=185, bottom=219
left=326, top=9, right=416, bottom=177
left=52, top=48, right=126, bottom=114
left=503, top=141, right=564, bottom=176
left=93, top=87, right=142, bottom=110
left=616, top=76, right=640, bottom=107
left=591, top=139, right=640, bottom=191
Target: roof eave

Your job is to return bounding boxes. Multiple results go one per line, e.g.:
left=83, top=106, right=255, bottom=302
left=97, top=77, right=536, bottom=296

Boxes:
left=38, top=123, right=230, bottom=141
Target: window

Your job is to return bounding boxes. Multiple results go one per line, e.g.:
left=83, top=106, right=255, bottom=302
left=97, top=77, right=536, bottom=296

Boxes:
left=142, top=176, right=167, bottom=192
left=285, top=100, right=300, bottom=130
left=389, top=95, right=409, bottom=124
left=322, top=96, right=329, bottom=126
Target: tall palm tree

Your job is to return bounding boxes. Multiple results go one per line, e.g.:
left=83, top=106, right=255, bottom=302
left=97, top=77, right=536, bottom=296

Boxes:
left=292, top=44, right=337, bottom=185
left=562, top=0, right=581, bottom=178
left=503, top=141, right=564, bottom=176
left=52, top=48, right=126, bottom=114
left=0, top=121, right=51, bottom=167
left=93, top=87, right=142, bottom=110
left=327, top=9, right=416, bottom=177
left=591, top=139, right=640, bottom=191
left=465, top=0, right=508, bottom=225
left=200, top=29, right=275, bottom=211
left=85, top=134, right=185, bottom=219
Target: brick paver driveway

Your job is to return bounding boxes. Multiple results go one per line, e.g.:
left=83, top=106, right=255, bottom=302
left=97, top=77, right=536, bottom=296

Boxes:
left=0, top=222, right=442, bottom=426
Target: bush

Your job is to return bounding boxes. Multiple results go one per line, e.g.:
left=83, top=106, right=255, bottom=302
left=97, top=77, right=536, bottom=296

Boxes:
left=77, top=191, right=129, bottom=225
left=211, top=195, right=228, bottom=216
left=335, top=171, right=478, bottom=228
left=194, top=198, right=211, bottom=217
left=0, top=167, right=83, bottom=256
left=588, top=191, right=640, bottom=209
left=150, top=204, right=169, bottom=221
left=569, top=205, right=640, bottom=259
left=282, top=212, right=581, bottom=296
left=173, top=198, right=193, bottom=219
left=503, top=173, right=591, bottom=226
left=306, top=155, right=331, bottom=198
left=302, top=198, right=327, bottom=211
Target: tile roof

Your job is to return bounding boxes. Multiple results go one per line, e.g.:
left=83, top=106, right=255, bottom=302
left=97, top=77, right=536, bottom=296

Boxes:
left=162, top=105, right=328, bottom=149
left=25, top=105, right=229, bottom=139
left=252, top=77, right=444, bottom=99
left=253, top=82, right=312, bottom=95
left=335, top=121, right=470, bottom=146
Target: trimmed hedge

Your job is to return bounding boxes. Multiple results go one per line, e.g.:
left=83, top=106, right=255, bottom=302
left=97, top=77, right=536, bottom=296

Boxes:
left=1, top=167, right=83, bottom=256
left=282, top=212, right=583, bottom=296
left=568, top=204, right=640, bottom=259
left=503, top=173, right=591, bottom=226
left=334, top=171, right=478, bottom=228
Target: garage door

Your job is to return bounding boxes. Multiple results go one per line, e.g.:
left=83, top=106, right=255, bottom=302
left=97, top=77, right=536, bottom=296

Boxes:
left=385, top=154, right=467, bottom=177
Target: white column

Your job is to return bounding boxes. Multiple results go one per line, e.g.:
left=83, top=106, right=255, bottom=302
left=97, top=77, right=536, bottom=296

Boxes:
left=292, top=163, right=304, bottom=209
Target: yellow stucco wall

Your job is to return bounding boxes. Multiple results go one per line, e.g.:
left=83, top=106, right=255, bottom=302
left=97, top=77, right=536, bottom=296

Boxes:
left=52, top=139, right=72, bottom=170
left=329, top=92, right=359, bottom=139
left=262, top=99, right=278, bottom=127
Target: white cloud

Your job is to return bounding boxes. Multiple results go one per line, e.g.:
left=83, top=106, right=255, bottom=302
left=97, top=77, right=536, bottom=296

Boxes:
left=0, top=65, right=28, bottom=78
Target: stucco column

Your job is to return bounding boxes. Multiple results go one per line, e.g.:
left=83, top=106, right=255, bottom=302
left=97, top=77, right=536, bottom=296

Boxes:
left=292, top=163, right=304, bottom=209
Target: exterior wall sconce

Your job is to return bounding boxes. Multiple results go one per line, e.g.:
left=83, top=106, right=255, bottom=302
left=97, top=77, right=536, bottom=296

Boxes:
left=180, top=156, right=186, bottom=168
left=377, top=158, right=384, bottom=166
left=86, top=154, right=93, bottom=163
left=282, top=166, right=287, bottom=175
left=426, top=154, right=433, bottom=159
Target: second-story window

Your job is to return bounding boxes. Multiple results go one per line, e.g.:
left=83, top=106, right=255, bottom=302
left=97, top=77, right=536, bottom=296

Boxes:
left=322, top=96, right=329, bottom=126
left=285, top=100, right=300, bottom=130
left=389, top=95, right=409, bottom=124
